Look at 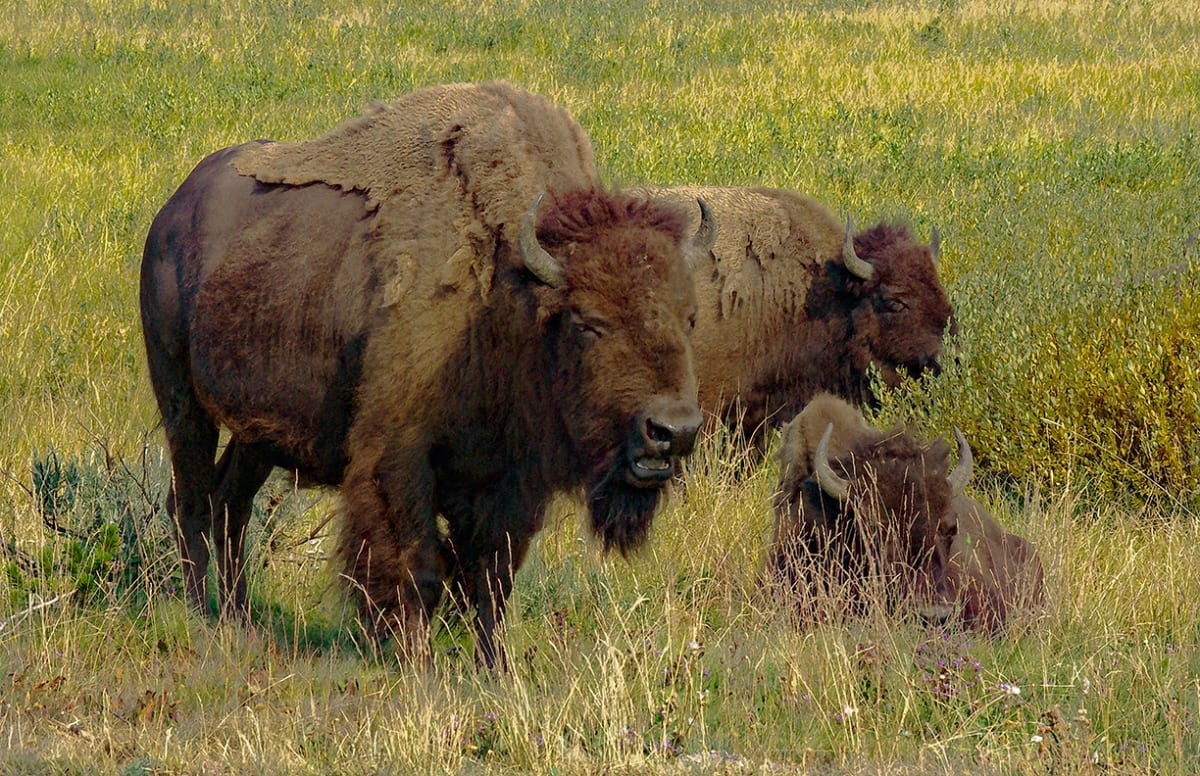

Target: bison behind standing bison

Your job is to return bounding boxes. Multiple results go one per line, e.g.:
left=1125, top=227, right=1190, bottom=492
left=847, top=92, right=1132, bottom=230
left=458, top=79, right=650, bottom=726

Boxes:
left=635, top=186, right=955, bottom=450
left=140, top=81, right=716, bottom=666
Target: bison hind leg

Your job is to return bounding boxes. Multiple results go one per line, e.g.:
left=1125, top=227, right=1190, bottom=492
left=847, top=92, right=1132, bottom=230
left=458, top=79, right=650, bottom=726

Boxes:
left=209, top=441, right=275, bottom=619
left=157, top=390, right=221, bottom=614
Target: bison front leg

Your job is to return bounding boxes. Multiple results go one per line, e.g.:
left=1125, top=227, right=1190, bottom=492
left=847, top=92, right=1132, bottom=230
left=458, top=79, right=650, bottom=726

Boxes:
left=338, top=445, right=447, bottom=661
left=451, top=488, right=542, bottom=669
left=460, top=533, right=532, bottom=670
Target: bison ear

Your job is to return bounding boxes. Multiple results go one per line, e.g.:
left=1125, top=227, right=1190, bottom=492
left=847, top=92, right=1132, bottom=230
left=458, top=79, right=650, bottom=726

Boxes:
left=519, top=192, right=566, bottom=288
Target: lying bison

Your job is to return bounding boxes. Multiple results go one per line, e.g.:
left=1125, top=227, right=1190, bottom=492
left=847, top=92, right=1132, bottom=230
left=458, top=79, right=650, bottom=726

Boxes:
left=634, top=186, right=954, bottom=449
left=768, top=395, right=1043, bottom=633
left=140, top=81, right=715, bottom=666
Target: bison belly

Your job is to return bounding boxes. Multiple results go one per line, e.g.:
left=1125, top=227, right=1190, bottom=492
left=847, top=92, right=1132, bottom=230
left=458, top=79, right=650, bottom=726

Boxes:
left=146, top=144, right=387, bottom=482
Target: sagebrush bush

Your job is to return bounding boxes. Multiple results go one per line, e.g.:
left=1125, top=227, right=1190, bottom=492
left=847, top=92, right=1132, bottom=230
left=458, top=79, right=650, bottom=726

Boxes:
left=873, top=241, right=1200, bottom=502
left=3, top=447, right=178, bottom=607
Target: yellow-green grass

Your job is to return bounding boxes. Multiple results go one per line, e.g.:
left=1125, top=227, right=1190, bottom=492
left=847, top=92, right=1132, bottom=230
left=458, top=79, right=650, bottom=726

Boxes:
left=2, top=1, right=1198, bottom=772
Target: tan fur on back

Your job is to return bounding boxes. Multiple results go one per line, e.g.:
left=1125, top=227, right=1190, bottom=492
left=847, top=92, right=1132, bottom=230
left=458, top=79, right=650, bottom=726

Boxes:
left=630, top=186, right=841, bottom=320
left=235, top=81, right=597, bottom=302
left=776, top=393, right=882, bottom=493
left=630, top=186, right=844, bottom=416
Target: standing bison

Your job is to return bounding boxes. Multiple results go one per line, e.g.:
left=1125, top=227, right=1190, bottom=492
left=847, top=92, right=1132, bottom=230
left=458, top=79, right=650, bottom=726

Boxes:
left=634, top=186, right=954, bottom=449
left=140, top=81, right=715, bottom=665
left=768, top=395, right=1043, bottom=633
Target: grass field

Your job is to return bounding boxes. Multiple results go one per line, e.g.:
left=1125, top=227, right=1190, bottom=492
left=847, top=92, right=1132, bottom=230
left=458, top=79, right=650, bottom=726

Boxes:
left=2, top=1, right=1198, bottom=773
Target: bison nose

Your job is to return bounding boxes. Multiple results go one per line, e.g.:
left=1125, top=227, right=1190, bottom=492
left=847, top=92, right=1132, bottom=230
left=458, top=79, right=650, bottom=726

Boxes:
left=919, top=603, right=954, bottom=626
left=641, top=397, right=703, bottom=457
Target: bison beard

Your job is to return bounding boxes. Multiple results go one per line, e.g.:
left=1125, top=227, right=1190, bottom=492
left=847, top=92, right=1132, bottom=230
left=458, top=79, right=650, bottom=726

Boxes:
left=588, top=470, right=662, bottom=555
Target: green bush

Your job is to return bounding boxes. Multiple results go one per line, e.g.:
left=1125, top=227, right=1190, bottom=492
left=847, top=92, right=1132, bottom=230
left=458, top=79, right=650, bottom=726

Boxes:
left=5, top=447, right=177, bottom=607
left=874, top=240, right=1200, bottom=501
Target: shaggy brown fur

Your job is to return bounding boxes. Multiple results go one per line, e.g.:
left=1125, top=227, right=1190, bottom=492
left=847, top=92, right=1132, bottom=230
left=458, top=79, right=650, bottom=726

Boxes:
left=769, top=425, right=956, bottom=624
left=942, top=494, right=1046, bottom=633
left=141, top=82, right=705, bottom=667
left=633, top=186, right=955, bottom=448
left=768, top=396, right=1043, bottom=632
left=775, top=392, right=883, bottom=499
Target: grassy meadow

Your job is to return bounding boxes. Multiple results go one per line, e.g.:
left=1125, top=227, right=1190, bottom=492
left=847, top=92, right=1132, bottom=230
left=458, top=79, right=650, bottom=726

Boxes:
left=2, top=0, right=1199, bottom=773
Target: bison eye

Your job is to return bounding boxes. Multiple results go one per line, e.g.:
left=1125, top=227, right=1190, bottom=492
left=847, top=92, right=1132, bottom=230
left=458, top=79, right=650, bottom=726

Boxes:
left=569, top=311, right=605, bottom=343
left=882, top=297, right=908, bottom=314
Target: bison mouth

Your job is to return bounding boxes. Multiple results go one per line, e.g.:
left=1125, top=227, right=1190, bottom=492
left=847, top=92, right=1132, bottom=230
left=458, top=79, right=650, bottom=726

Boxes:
left=585, top=399, right=700, bottom=554
left=587, top=440, right=677, bottom=555
left=626, top=447, right=676, bottom=485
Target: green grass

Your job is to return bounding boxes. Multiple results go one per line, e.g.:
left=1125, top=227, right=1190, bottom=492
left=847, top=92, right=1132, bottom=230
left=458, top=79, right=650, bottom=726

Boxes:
left=2, top=1, right=1199, bottom=773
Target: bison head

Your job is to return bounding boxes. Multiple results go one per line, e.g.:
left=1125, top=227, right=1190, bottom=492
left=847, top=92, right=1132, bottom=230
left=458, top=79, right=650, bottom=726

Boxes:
left=518, top=190, right=715, bottom=553
left=831, top=218, right=955, bottom=396
left=782, top=421, right=973, bottom=621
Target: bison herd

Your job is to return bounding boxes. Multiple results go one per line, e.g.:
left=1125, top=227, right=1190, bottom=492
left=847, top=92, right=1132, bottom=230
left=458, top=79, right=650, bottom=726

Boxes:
left=140, top=81, right=1043, bottom=666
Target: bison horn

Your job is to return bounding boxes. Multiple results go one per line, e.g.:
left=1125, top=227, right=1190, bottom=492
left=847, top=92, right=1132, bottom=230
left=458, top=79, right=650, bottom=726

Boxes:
left=947, top=427, right=974, bottom=496
left=687, top=198, right=718, bottom=263
left=842, top=216, right=875, bottom=281
left=813, top=423, right=851, bottom=502
left=930, top=226, right=942, bottom=265
left=519, top=192, right=566, bottom=288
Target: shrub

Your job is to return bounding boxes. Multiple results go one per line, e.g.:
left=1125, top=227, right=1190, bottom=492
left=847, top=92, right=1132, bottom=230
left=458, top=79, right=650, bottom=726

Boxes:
left=4, top=446, right=177, bottom=607
left=873, top=238, right=1200, bottom=502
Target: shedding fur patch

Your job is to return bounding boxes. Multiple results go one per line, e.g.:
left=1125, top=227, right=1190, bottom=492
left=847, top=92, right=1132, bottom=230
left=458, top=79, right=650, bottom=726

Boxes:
left=233, top=81, right=598, bottom=303
left=631, top=185, right=841, bottom=319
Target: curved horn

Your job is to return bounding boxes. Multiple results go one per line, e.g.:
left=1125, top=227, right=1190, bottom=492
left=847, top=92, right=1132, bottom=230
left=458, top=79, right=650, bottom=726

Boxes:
left=947, top=427, right=974, bottom=496
left=842, top=216, right=874, bottom=281
left=519, top=192, right=565, bottom=288
left=813, top=423, right=851, bottom=502
left=930, top=226, right=942, bottom=265
left=688, top=198, right=718, bottom=260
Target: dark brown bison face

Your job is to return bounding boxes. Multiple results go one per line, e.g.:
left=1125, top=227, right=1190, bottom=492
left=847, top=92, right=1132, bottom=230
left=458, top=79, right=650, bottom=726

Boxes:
left=783, top=423, right=973, bottom=620
left=833, top=220, right=955, bottom=392
left=939, top=494, right=1046, bottom=633
left=521, top=190, right=713, bottom=553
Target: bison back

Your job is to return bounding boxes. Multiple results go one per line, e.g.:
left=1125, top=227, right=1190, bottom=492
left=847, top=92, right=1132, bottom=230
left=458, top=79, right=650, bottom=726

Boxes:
left=141, top=143, right=387, bottom=480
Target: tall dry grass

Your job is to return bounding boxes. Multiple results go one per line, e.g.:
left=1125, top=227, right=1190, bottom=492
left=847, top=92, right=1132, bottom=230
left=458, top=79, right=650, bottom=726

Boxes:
left=1, top=0, right=1197, bottom=772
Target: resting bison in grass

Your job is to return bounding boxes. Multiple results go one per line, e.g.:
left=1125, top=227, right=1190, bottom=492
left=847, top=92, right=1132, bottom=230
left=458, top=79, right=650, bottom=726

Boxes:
left=140, top=81, right=715, bottom=666
left=634, top=186, right=954, bottom=449
left=768, top=396, right=1043, bottom=633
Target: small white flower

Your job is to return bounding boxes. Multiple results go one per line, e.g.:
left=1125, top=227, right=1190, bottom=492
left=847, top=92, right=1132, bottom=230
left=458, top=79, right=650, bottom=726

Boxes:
left=999, top=682, right=1021, bottom=696
left=687, top=640, right=702, bottom=652
left=842, top=704, right=857, bottom=718
left=1031, top=734, right=1043, bottom=743
left=1081, top=677, right=1092, bottom=695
